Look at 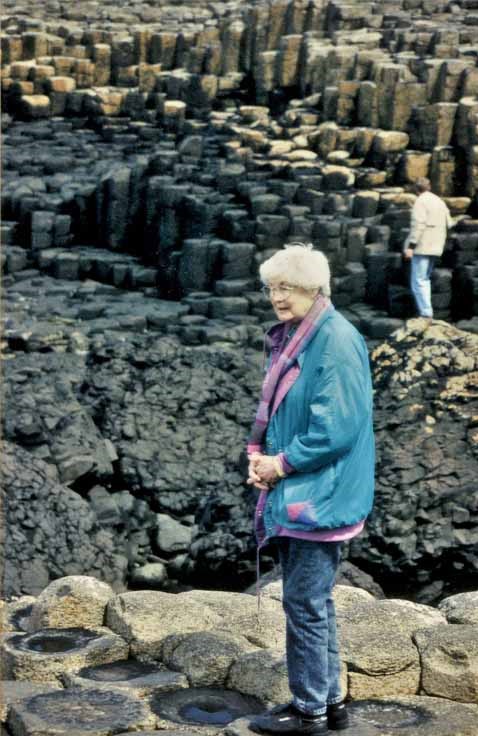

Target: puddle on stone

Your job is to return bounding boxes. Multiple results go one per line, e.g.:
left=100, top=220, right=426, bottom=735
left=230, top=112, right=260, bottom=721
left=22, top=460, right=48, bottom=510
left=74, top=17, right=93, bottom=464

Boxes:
left=17, top=628, right=98, bottom=654
left=79, top=660, right=161, bottom=682
left=153, top=688, right=263, bottom=727
left=349, top=701, right=429, bottom=729
left=180, top=703, right=236, bottom=726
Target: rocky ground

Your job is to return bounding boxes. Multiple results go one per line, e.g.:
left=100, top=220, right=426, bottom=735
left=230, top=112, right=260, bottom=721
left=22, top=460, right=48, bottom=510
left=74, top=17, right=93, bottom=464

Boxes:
left=2, top=1, right=478, bottom=602
left=1, top=575, right=478, bottom=736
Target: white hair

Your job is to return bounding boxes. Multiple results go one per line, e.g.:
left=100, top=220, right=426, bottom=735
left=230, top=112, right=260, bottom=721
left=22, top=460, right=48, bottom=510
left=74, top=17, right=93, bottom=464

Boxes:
left=259, top=243, right=331, bottom=296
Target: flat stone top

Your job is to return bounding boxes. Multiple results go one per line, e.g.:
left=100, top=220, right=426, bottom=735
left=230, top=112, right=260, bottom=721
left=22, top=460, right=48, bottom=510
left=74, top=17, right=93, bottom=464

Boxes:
left=7, top=687, right=156, bottom=734
left=1, top=0, right=240, bottom=31
left=347, top=697, right=478, bottom=736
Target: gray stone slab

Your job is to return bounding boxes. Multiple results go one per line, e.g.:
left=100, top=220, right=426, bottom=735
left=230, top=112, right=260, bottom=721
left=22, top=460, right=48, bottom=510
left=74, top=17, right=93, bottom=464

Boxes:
left=7, top=687, right=156, bottom=735
left=2, top=627, right=129, bottom=684
left=0, top=681, right=62, bottom=722
left=64, top=659, right=188, bottom=696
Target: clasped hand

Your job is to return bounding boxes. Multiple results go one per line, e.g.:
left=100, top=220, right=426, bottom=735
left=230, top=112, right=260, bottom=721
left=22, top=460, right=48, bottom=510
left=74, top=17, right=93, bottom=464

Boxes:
left=247, top=453, right=281, bottom=491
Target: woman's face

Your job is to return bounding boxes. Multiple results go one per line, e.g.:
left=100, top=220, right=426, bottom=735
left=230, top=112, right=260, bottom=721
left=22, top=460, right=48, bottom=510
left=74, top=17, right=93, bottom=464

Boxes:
left=267, top=282, right=318, bottom=322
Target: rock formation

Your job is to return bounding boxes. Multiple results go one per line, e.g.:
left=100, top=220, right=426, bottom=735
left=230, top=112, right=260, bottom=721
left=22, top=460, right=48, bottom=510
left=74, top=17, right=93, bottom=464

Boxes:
left=2, top=318, right=477, bottom=600
left=2, top=0, right=478, bottom=332
left=1, top=575, right=478, bottom=735
left=1, top=442, right=129, bottom=596
left=350, top=318, right=478, bottom=601
left=2, top=1, right=478, bottom=600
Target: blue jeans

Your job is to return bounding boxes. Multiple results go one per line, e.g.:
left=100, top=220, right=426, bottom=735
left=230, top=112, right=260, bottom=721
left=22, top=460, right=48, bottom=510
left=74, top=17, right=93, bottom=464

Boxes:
left=277, top=538, right=343, bottom=716
left=411, top=255, right=436, bottom=317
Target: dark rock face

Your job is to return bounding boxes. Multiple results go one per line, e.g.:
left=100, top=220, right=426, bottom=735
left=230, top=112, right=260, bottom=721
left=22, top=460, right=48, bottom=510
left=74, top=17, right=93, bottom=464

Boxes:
left=2, top=319, right=478, bottom=600
left=3, top=352, right=113, bottom=485
left=1, top=442, right=128, bottom=596
left=80, top=334, right=262, bottom=584
left=82, top=336, right=259, bottom=514
left=1, top=334, right=263, bottom=596
left=2, top=0, right=478, bottom=601
left=350, top=319, right=478, bottom=600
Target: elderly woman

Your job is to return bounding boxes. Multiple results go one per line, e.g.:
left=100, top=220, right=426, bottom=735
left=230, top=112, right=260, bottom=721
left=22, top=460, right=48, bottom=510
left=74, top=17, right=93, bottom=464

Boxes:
left=247, top=244, right=374, bottom=736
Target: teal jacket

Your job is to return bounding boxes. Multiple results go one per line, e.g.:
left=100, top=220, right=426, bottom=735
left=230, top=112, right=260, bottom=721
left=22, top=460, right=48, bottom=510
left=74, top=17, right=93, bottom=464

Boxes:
left=262, top=306, right=375, bottom=536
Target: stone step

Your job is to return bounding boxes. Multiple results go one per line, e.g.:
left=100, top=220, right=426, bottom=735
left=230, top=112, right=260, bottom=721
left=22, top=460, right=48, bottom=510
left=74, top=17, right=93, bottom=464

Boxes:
left=34, top=245, right=158, bottom=289
left=2, top=245, right=33, bottom=274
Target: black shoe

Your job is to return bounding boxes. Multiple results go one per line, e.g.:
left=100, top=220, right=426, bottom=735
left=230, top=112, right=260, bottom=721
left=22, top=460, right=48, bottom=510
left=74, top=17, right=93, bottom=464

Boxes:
left=249, top=703, right=329, bottom=735
left=327, top=702, right=349, bottom=731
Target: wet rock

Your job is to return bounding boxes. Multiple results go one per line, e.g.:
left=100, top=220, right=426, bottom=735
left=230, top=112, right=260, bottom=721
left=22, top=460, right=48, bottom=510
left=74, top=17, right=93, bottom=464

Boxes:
left=1, top=627, right=129, bottom=684
left=7, top=687, right=156, bottom=735
left=3, top=353, right=113, bottom=485
left=151, top=687, right=263, bottom=728
left=27, top=576, right=114, bottom=632
left=345, top=696, right=478, bottom=736
left=0, top=681, right=62, bottom=722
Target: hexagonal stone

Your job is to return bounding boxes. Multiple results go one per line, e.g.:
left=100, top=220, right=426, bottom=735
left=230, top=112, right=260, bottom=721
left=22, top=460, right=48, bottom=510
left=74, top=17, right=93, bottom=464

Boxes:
left=224, top=697, right=478, bottom=736
left=2, top=597, right=36, bottom=632
left=106, top=591, right=220, bottom=659
left=64, top=659, right=188, bottom=697
left=20, top=95, right=51, bottom=119
left=7, top=687, right=156, bottom=735
left=346, top=696, right=478, bottom=736
left=414, top=625, right=478, bottom=703
left=338, top=599, right=446, bottom=699
left=0, top=681, right=62, bottom=722
left=438, top=592, right=478, bottom=624
left=226, top=649, right=290, bottom=703
left=162, top=631, right=257, bottom=687
left=1, top=627, right=128, bottom=684
left=28, top=576, right=115, bottom=632
left=372, top=130, right=410, bottom=153
left=150, top=687, right=263, bottom=728
left=179, top=590, right=285, bottom=650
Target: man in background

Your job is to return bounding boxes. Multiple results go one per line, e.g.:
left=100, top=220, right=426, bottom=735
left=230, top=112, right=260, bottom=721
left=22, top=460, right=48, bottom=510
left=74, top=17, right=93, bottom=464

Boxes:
left=403, top=177, right=453, bottom=319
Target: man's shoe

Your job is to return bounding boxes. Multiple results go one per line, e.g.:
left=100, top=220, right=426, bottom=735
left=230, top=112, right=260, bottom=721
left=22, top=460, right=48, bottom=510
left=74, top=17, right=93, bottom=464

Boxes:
left=327, top=702, right=349, bottom=731
left=250, top=703, right=329, bottom=735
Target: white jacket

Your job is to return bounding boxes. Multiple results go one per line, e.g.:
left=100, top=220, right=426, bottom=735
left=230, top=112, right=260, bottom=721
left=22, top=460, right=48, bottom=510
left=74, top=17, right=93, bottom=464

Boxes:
left=404, top=191, right=453, bottom=256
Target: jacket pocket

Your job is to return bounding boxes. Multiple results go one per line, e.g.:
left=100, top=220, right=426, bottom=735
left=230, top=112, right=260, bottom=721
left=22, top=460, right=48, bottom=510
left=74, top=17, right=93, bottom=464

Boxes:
left=282, top=464, right=337, bottom=526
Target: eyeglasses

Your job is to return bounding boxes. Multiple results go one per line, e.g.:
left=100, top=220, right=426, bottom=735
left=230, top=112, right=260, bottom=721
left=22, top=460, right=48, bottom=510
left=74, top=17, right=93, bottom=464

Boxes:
left=261, top=284, right=296, bottom=298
